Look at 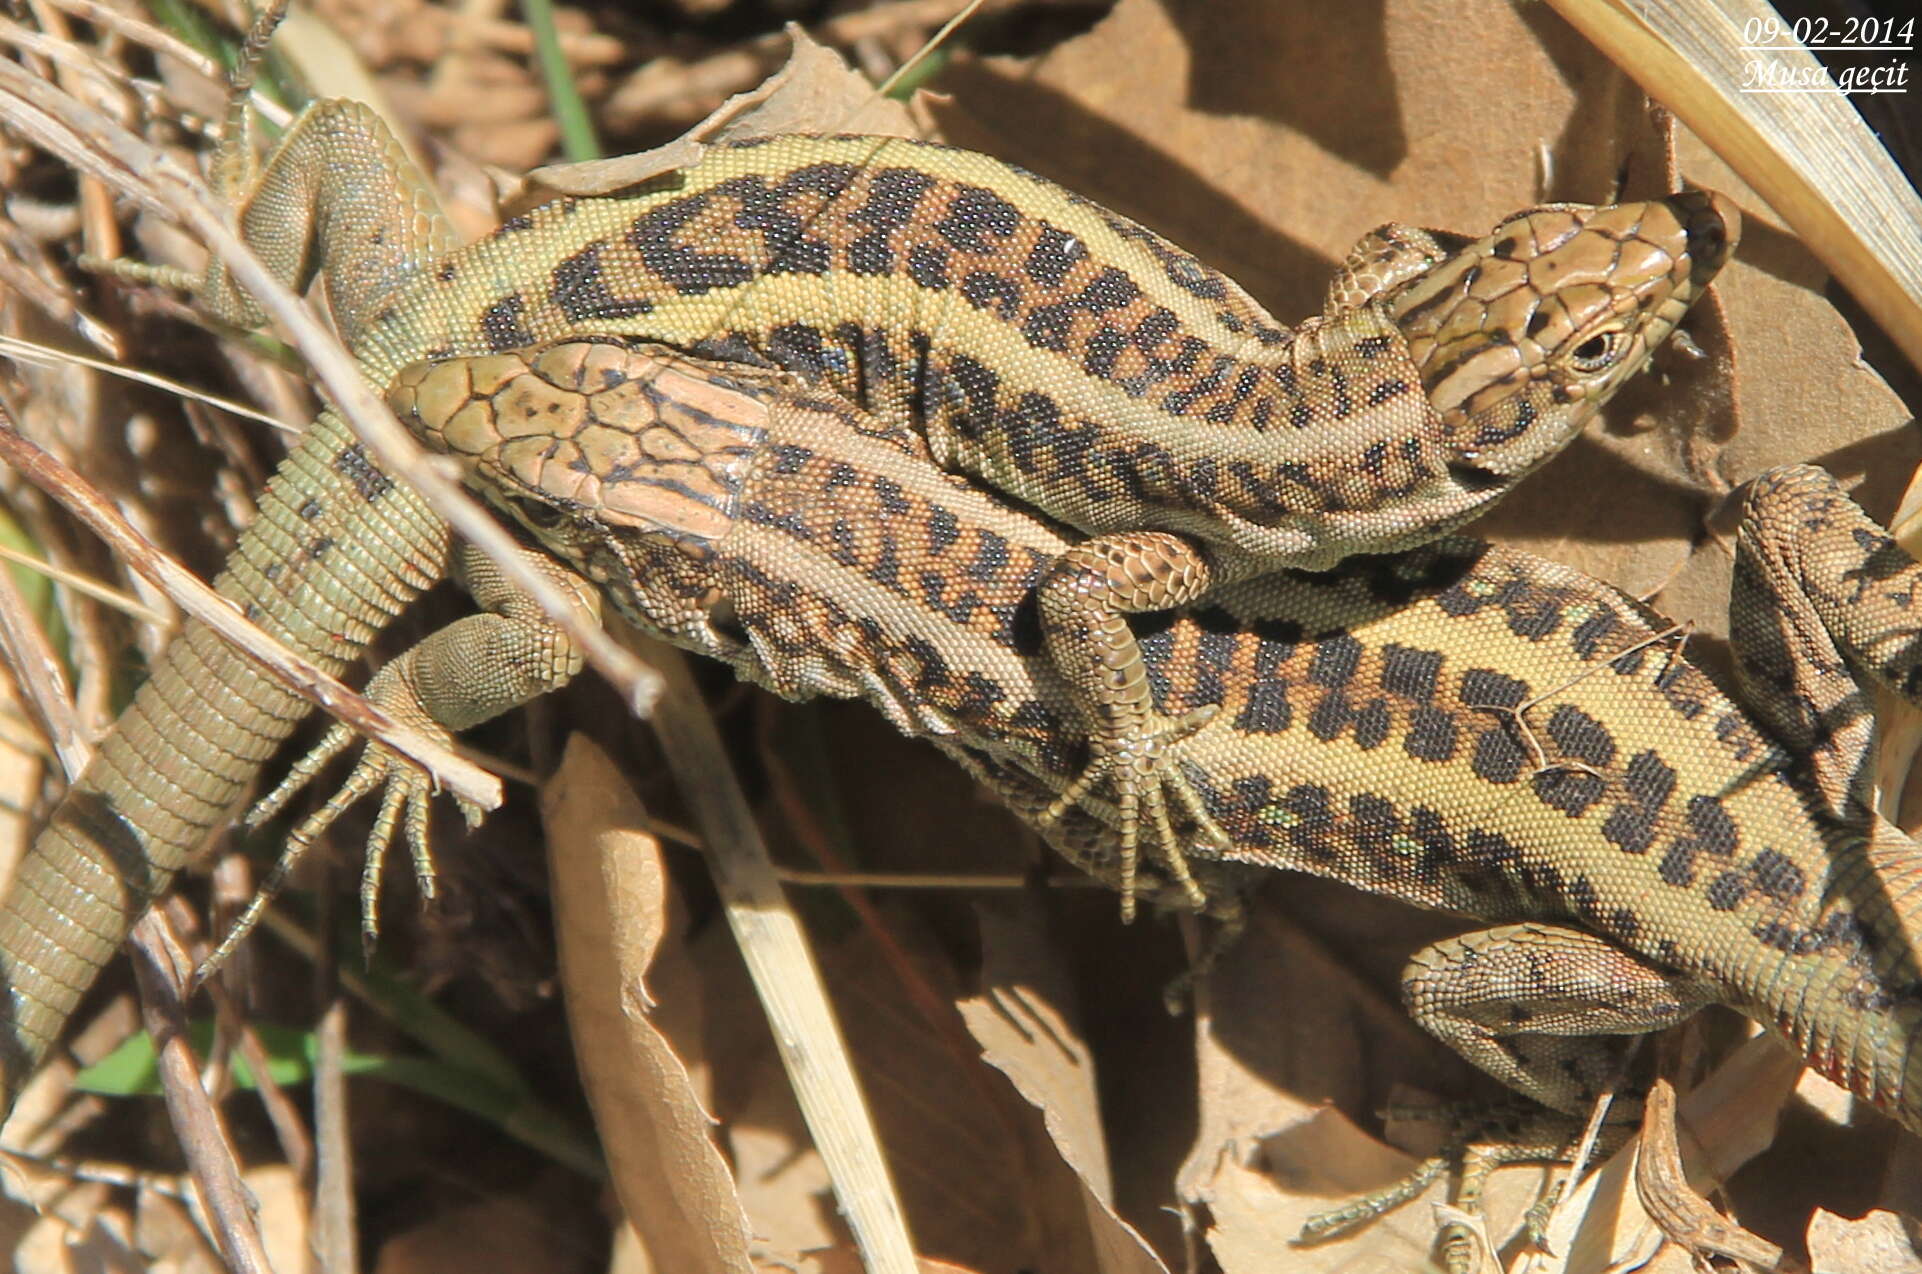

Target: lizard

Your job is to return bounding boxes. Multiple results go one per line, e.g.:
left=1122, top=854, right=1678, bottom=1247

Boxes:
left=0, top=37, right=1731, bottom=1110
left=323, top=136, right=1733, bottom=915
left=388, top=336, right=1922, bottom=1262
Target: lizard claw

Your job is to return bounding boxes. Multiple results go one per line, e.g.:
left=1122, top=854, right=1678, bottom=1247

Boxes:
left=1294, top=1098, right=1626, bottom=1272
left=197, top=672, right=477, bottom=985
left=1037, top=702, right=1226, bottom=921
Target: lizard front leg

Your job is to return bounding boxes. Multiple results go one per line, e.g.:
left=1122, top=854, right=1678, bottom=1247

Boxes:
left=1033, top=531, right=1232, bottom=920
left=1731, top=462, right=1922, bottom=820
left=208, top=539, right=601, bottom=973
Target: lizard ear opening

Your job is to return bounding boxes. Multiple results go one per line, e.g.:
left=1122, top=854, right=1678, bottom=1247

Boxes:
left=505, top=494, right=571, bottom=534
left=707, top=596, right=749, bottom=646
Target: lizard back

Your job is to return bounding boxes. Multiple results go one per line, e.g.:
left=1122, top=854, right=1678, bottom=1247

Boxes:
left=398, top=340, right=1922, bottom=1133
left=384, top=134, right=1732, bottom=567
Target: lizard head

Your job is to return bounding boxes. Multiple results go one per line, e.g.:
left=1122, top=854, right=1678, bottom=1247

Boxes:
left=393, top=339, right=807, bottom=658
left=389, top=339, right=768, bottom=552
left=389, top=339, right=777, bottom=641
left=1382, top=189, right=1737, bottom=482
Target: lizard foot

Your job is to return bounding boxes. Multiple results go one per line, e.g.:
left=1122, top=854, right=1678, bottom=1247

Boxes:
left=198, top=535, right=597, bottom=983
left=200, top=664, right=481, bottom=984
left=1036, top=702, right=1228, bottom=921
left=1033, top=529, right=1236, bottom=920
left=1294, top=1098, right=1633, bottom=1273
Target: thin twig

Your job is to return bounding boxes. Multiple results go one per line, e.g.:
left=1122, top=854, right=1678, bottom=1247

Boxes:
left=0, top=332, right=298, bottom=432
left=0, top=540, right=176, bottom=628
left=311, top=992, right=358, bottom=1273
left=128, top=908, right=272, bottom=1274
left=0, top=419, right=85, bottom=775
left=32, top=0, right=293, bottom=128
left=632, top=631, right=921, bottom=1274
left=0, top=411, right=501, bottom=810
left=182, top=891, right=313, bottom=1185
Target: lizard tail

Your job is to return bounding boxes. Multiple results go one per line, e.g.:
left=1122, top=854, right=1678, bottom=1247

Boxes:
left=0, top=620, right=305, bottom=1104
left=0, top=412, right=446, bottom=1111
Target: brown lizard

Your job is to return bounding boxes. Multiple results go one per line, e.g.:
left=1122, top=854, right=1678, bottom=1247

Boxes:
left=392, top=337, right=1922, bottom=1260
left=348, top=134, right=1733, bottom=912
left=0, top=56, right=1730, bottom=1112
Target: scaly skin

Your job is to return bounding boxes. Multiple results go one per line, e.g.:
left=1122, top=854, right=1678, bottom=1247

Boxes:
left=0, top=102, right=459, bottom=1108
left=359, top=128, right=1732, bottom=910
left=401, top=341, right=1922, bottom=1236
left=0, top=104, right=1730, bottom=1110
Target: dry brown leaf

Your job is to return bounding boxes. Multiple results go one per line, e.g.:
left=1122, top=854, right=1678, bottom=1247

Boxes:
left=513, top=26, right=923, bottom=211
left=133, top=1188, right=207, bottom=1271
left=1183, top=890, right=1455, bottom=1166
left=246, top=1166, right=311, bottom=1274
left=1525, top=1037, right=1801, bottom=1272
left=1806, top=1209, right=1922, bottom=1274
left=1203, top=1123, right=1437, bottom=1274
left=958, top=898, right=1169, bottom=1274
left=14, top=1191, right=142, bottom=1274
left=1178, top=895, right=1544, bottom=1269
left=541, top=734, right=755, bottom=1274
left=369, top=1168, right=598, bottom=1274
left=797, top=902, right=1104, bottom=1269
left=589, top=836, right=1096, bottom=1270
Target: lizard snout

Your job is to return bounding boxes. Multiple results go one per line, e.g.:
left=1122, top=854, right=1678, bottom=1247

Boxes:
left=1664, top=188, right=1741, bottom=284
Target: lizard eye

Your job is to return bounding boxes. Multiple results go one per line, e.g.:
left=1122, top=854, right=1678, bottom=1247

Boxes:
left=1569, top=330, right=1626, bottom=373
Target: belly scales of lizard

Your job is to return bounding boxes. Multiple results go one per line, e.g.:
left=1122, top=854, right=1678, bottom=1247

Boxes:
left=396, top=339, right=1922, bottom=1160
left=0, top=105, right=1730, bottom=1108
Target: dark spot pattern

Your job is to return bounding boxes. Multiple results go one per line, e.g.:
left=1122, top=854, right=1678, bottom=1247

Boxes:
left=1546, top=705, right=1615, bottom=768
left=627, top=195, right=757, bottom=294
left=333, top=444, right=393, bottom=501
left=1657, top=796, right=1740, bottom=888
left=479, top=292, right=533, bottom=351
left=549, top=243, right=654, bottom=322
left=1404, top=707, right=1458, bottom=761
left=846, top=167, right=938, bottom=275
left=1748, top=848, right=1806, bottom=901
left=1603, top=751, right=1676, bottom=854
left=1381, top=645, right=1442, bottom=700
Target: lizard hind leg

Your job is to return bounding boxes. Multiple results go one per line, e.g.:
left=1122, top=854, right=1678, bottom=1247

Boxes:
left=1033, top=530, right=1233, bottom=920
left=1732, top=463, right=1922, bottom=820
